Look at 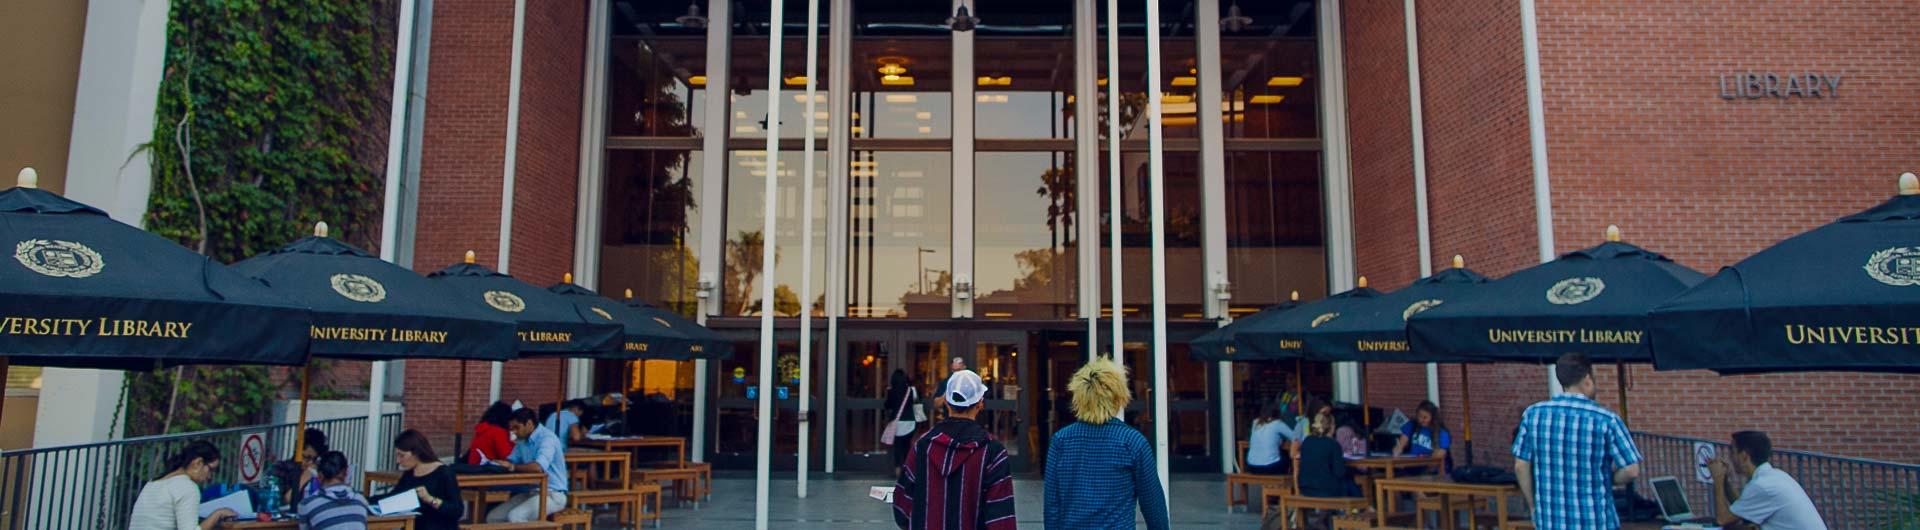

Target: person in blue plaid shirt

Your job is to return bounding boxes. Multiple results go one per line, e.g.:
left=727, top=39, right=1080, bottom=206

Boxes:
left=1513, top=353, right=1643, bottom=530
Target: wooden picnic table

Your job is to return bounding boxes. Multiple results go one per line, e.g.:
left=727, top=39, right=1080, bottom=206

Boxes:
left=364, top=470, right=550, bottom=523
left=566, top=448, right=633, bottom=489
left=1348, top=455, right=1444, bottom=479
left=1373, top=475, right=1521, bottom=530
left=584, top=436, right=687, bottom=468
left=220, top=514, right=415, bottom=529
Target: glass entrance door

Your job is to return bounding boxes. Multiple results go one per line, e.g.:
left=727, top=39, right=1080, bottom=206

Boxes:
left=837, top=330, right=955, bottom=472
left=963, top=331, right=1032, bottom=469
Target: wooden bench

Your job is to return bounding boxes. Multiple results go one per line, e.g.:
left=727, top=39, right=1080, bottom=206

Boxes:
left=548, top=508, right=591, bottom=530
left=568, top=484, right=664, bottom=528
left=684, top=461, right=713, bottom=501
left=460, top=523, right=560, bottom=530
left=1412, top=495, right=1488, bottom=529
left=1273, top=495, right=1372, bottom=530
left=1333, top=513, right=1377, bottom=529
left=638, top=467, right=703, bottom=507
left=1229, top=440, right=1295, bottom=512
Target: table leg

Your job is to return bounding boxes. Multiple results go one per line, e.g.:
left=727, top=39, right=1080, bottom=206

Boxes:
left=539, top=480, right=548, bottom=522
left=1375, top=484, right=1389, bottom=528
left=1496, top=493, right=1509, bottom=530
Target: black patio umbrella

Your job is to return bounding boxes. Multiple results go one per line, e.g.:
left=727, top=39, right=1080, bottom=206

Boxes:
left=546, top=281, right=734, bottom=411
left=231, top=223, right=520, bottom=459
left=1300, top=255, right=1492, bottom=461
left=1651, top=174, right=1920, bottom=374
left=1188, top=290, right=1301, bottom=362
left=428, top=251, right=623, bottom=451
left=1238, top=279, right=1388, bottom=425
left=0, top=168, right=312, bottom=430
left=1408, top=226, right=1706, bottom=423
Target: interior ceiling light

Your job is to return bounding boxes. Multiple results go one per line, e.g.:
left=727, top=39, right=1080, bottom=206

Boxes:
left=1221, top=1, right=1253, bottom=32
left=688, top=75, right=707, bottom=86
left=976, top=76, right=1012, bottom=86
left=1267, top=76, right=1304, bottom=87
left=881, top=75, right=915, bottom=86
left=1249, top=94, right=1286, bottom=104
left=784, top=76, right=809, bottom=86
left=676, top=2, right=708, bottom=28
left=877, top=60, right=908, bottom=76
left=946, top=3, right=979, bottom=32
left=1171, top=76, right=1197, bottom=87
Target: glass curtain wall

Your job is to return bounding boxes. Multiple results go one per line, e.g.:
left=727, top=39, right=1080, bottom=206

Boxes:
left=973, top=6, right=1076, bottom=320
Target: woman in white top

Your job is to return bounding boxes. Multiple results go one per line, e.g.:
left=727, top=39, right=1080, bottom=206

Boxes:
left=1245, top=398, right=1303, bottom=475
left=883, top=369, right=921, bottom=476
left=128, top=440, right=234, bottom=530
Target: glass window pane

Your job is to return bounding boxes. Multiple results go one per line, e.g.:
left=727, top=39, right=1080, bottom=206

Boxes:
left=730, top=2, right=832, bottom=139
left=1225, top=150, right=1326, bottom=310
left=852, top=37, right=951, bottom=139
left=1220, top=38, right=1318, bottom=139
left=1097, top=1, right=1198, bottom=141
left=975, top=152, right=1078, bottom=319
left=846, top=151, right=951, bottom=318
left=1096, top=151, right=1204, bottom=318
left=609, top=37, right=706, bottom=137
left=722, top=150, right=828, bottom=317
left=973, top=34, right=1073, bottom=139
left=599, top=149, right=703, bottom=316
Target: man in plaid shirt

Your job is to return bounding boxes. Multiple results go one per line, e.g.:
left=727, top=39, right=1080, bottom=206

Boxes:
left=1513, top=353, right=1643, bottom=530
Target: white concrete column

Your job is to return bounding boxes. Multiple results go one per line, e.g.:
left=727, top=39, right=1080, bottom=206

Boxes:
left=1403, top=0, right=1441, bottom=407
left=950, top=0, right=976, bottom=319
left=1519, top=0, right=1563, bottom=397
left=1317, top=0, right=1359, bottom=404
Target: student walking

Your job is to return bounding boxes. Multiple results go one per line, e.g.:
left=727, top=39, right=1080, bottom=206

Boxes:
left=892, top=370, right=1017, bottom=530
left=1513, top=353, right=1643, bottom=530
left=1042, top=357, right=1170, bottom=530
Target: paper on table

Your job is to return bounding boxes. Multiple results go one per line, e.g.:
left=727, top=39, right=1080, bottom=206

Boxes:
left=198, top=490, right=255, bottom=519
left=373, top=489, right=421, bottom=516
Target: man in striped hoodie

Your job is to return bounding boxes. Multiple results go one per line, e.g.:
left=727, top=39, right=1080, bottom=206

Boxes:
left=893, top=370, right=1017, bottom=530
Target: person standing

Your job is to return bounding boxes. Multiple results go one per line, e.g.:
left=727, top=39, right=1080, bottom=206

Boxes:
left=1042, top=357, right=1170, bottom=530
left=1513, top=353, right=1642, bottom=530
left=1710, top=431, right=1827, bottom=530
left=892, top=370, right=1016, bottom=530
left=128, top=441, right=235, bottom=530
left=376, top=430, right=464, bottom=530
left=484, top=408, right=569, bottom=522
left=882, top=368, right=922, bottom=475
left=933, top=357, right=967, bottom=413
left=297, top=451, right=370, bottom=530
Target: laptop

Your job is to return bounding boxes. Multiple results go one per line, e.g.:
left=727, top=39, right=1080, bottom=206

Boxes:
left=1650, top=475, right=1717, bottom=525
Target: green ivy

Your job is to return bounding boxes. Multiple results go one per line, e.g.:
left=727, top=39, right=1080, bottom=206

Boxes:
left=128, top=0, right=396, bottom=436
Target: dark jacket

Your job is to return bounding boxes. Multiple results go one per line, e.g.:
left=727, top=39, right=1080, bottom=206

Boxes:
left=893, top=418, right=1017, bottom=530
left=373, top=465, right=463, bottom=530
left=1297, top=435, right=1359, bottom=498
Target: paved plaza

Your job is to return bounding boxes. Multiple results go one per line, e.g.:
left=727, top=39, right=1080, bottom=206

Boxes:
left=641, top=472, right=1263, bottom=529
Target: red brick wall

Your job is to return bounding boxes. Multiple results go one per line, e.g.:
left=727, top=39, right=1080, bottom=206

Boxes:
left=1340, top=0, right=1428, bottom=417
left=1535, top=0, right=1920, bottom=464
left=400, top=0, right=588, bottom=450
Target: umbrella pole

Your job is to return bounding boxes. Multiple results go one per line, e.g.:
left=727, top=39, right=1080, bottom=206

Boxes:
left=454, top=360, right=468, bottom=459
left=1616, top=358, right=1629, bottom=428
left=0, top=356, right=9, bottom=431
left=1459, top=364, right=1473, bottom=466
left=556, top=359, right=567, bottom=415
left=1293, top=358, right=1304, bottom=413
left=294, top=364, right=313, bottom=462
left=1360, top=363, right=1369, bottom=428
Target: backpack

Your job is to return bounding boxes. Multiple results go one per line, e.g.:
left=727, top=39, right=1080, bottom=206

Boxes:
left=1449, top=465, right=1517, bottom=485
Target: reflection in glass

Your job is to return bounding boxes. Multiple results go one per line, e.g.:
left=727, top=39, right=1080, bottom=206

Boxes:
left=1226, top=150, right=1326, bottom=311
left=843, top=339, right=891, bottom=456
left=909, top=339, right=951, bottom=402
left=973, top=33, right=1073, bottom=139
left=1097, top=151, right=1204, bottom=319
left=846, top=151, right=951, bottom=318
left=722, top=150, right=827, bottom=317
left=853, top=79, right=951, bottom=139
left=716, top=339, right=817, bottom=456
left=728, top=1, right=831, bottom=139
left=1097, top=1, right=1198, bottom=141
left=976, top=152, right=1079, bottom=319
left=1119, top=341, right=1209, bottom=457
left=975, top=341, right=1023, bottom=456
left=1220, top=38, right=1318, bottom=139
left=609, top=37, right=705, bottom=137
left=600, top=149, right=703, bottom=316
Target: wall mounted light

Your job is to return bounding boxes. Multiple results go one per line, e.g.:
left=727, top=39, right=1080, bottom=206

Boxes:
left=676, top=2, right=708, bottom=28
left=947, top=3, right=979, bottom=32
left=1221, top=1, right=1253, bottom=32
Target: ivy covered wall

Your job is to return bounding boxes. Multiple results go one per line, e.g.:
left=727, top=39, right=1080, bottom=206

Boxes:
left=127, top=0, right=398, bottom=436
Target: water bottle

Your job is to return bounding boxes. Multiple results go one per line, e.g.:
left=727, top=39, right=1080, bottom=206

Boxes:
left=262, top=475, right=282, bottom=516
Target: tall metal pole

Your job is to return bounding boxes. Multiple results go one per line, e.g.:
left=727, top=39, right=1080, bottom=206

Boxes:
left=796, top=0, right=821, bottom=498
left=754, top=0, right=786, bottom=526
left=1074, top=0, right=1100, bottom=361
left=823, top=0, right=852, bottom=475
left=1520, top=0, right=1562, bottom=397
left=693, top=0, right=735, bottom=464
left=366, top=0, right=420, bottom=472
left=490, top=0, right=530, bottom=406
left=1144, top=0, right=1172, bottom=506
left=1104, top=0, right=1123, bottom=362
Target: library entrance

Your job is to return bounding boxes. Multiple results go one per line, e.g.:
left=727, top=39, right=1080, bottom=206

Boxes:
left=837, top=328, right=1031, bottom=472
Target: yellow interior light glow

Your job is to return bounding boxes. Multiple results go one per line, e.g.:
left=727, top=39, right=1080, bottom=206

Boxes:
left=1267, top=76, right=1305, bottom=87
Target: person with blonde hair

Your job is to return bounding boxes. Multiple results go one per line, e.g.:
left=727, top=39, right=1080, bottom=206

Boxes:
left=1296, top=410, right=1360, bottom=498
left=1042, top=356, right=1169, bottom=530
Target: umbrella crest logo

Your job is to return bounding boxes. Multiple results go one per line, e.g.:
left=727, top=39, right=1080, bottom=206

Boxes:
left=1311, top=312, right=1340, bottom=328
left=1864, top=247, right=1920, bottom=286
left=484, top=290, right=527, bottom=313
left=328, top=274, right=387, bottom=303
left=653, top=317, right=673, bottom=328
left=590, top=307, right=613, bottom=320
left=1402, top=299, right=1444, bottom=321
left=1547, top=277, right=1606, bottom=305
left=15, top=239, right=104, bottom=279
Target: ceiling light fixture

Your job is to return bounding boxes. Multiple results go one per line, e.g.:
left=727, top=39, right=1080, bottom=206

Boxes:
left=946, top=3, right=979, bottom=32
left=878, top=64, right=907, bottom=76
left=1221, top=1, right=1253, bottom=32
left=676, top=2, right=708, bottom=28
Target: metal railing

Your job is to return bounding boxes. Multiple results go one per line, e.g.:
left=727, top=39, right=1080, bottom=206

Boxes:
left=0, top=413, right=402, bottom=530
left=1632, top=432, right=1920, bottom=528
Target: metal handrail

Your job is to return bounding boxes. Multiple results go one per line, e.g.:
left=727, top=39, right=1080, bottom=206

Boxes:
left=1631, top=431, right=1920, bottom=528
left=0, top=413, right=402, bottom=530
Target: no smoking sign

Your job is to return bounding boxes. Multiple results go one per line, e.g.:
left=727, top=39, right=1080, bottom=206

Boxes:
left=239, top=433, right=266, bottom=483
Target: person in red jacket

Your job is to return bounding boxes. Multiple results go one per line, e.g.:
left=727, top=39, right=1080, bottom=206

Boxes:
left=466, top=401, right=515, bottom=465
left=893, top=370, right=1016, bottom=530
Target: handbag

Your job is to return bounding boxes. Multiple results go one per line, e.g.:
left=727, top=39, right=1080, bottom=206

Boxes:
left=880, top=387, right=914, bottom=446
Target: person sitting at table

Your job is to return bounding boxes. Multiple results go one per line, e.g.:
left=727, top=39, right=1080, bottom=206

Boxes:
left=1296, top=410, right=1363, bottom=529
left=298, top=451, right=370, bottom=530
left=299, top=428, right=332, bottom=496
left=1709, top=431, right=1827, bottom=530
left=128, top=441, right=235, bottom=530
left=484, top=408, right=569, bottom=522
left=543, top=399, right=588, bottom=450
left=267, top=460, right=307, bottom=512
left=1245, top=397, right=1300, bottom=475
left=1333, top=412, right=1368, bottom=458
left=467, top=401, right=515, bottom=465
left=1392, top=399, right=1453, bottom=472
left=375, top=429, right=463, bottom=530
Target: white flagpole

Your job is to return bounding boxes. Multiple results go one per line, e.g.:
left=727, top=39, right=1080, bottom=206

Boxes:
left=1105, top=0, right=1123, bottom=363
left=755, top=0, right=786, bottom=526
left=366, top=0, right=419, bottom=474
left=1145, top=0, right=1172, bottom=506
left=796, top=0, right=821, bottom=499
